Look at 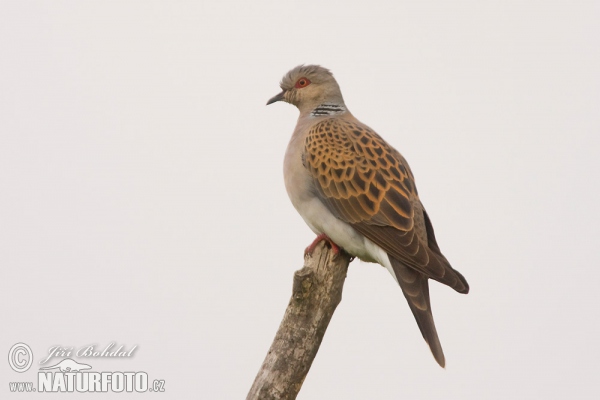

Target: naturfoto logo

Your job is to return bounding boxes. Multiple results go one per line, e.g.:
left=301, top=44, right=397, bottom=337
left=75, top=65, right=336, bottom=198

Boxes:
left=8, top=342, right=165, bottom=394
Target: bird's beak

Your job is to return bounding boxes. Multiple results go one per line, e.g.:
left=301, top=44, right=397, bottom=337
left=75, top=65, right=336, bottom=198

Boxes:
left=266, top=91, right=286, bottom=105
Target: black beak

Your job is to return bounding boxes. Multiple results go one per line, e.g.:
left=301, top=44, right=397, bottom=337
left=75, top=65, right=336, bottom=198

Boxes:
left=266, top=91, right=286, bottom=105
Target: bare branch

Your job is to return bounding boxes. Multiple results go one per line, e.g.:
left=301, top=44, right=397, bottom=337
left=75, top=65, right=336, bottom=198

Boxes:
left=247, top=242, right=351, bottom=400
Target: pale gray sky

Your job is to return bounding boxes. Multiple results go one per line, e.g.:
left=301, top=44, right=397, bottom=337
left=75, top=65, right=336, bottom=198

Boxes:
left=1, top=1, right=599, bottom=399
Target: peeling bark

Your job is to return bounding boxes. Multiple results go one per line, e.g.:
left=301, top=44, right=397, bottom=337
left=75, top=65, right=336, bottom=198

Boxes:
left=247, top=242, right=351, bottom=400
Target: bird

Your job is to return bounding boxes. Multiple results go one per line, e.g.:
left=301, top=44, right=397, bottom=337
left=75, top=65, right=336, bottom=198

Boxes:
left=267, top=65, right=469, bottom=367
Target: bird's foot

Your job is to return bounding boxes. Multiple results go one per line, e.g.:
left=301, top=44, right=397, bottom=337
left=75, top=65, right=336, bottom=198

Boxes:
left=304, top=233, right=341, bottom=257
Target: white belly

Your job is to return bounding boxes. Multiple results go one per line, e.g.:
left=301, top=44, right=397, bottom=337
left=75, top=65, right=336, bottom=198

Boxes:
left=294, top=196, right=398, bottom=283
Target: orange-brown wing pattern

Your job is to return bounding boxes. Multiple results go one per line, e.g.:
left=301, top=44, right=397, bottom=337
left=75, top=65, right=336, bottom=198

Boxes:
left=304, top=118, right=468, bottom=293
left=304, top=118, right=415, bottom=228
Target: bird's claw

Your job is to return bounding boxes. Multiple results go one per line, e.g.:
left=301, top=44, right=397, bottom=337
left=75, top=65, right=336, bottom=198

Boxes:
left=304, top=233, right=341, bottom=257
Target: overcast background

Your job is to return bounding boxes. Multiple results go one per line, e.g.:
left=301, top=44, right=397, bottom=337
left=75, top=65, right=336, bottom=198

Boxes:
left=1, top=1, right=599, bottom=399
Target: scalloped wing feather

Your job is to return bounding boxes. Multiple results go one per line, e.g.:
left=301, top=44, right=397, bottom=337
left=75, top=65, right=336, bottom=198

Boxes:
left=304, top=118, right=468, bottom=293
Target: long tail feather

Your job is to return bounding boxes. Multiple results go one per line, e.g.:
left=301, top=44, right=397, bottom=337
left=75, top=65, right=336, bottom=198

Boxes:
left=390, top=256, right=445, bottom=367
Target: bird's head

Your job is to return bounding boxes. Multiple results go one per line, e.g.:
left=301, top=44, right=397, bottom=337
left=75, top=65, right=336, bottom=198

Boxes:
left=267, top=65, right=345, bottom=113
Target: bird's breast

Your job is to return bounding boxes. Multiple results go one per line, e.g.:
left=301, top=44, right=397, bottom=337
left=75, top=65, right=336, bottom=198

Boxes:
left=283, top=131, right=317, bottom=225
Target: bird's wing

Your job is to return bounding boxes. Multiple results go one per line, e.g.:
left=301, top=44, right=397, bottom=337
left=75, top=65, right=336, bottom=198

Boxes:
left=304, top=117, right=468, bottom=293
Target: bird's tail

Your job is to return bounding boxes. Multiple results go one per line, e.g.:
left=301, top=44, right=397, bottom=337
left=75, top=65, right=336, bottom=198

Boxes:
left=390, top=257, right=445, bottom=367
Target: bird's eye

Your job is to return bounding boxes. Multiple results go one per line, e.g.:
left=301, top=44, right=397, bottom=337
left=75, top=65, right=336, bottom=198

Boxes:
left=295, top=78, right=311, bottom=88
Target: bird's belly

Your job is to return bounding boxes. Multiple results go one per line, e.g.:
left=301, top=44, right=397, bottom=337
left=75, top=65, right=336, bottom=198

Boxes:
left=288, top=188, right=397, bottom=282
left=294, top=197, right=371, bottom=261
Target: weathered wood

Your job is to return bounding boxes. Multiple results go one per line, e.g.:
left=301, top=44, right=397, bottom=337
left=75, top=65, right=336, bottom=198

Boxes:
left=247, top=242, right=351, bottom=400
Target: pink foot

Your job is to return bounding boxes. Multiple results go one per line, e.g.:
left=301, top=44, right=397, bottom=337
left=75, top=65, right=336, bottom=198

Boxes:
left=304, top=233, right=341, bottom=256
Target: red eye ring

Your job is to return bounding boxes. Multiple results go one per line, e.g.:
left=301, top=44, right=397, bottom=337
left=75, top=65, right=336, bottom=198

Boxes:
left=295, top=77, right=311, bottom=88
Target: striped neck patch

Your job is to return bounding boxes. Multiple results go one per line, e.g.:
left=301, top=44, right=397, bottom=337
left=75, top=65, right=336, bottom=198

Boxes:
left=310, top=103, right=347, bottom=117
